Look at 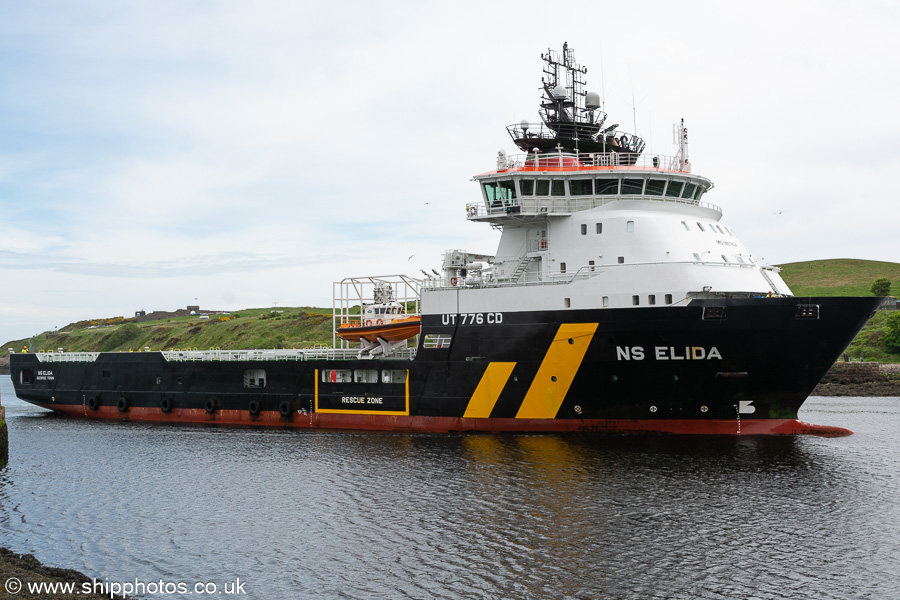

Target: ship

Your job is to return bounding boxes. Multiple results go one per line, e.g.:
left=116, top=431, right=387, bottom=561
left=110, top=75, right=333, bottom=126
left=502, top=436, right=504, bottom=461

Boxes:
left=8, top=43, right=882, bottom=435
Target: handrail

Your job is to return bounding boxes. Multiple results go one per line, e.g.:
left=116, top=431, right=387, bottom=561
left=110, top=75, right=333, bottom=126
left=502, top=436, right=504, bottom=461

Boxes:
left=421, top=260, right=765, bottom=291
left=32, top=348, right=418, bottom=363
left=468, top=194, right=722, bottom=218
left=495, top=150, right=689, bottom=173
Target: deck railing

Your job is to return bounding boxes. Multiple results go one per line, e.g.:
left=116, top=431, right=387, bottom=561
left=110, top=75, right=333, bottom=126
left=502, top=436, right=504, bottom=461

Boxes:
left=468, top=194, right=722, bottom=218
left=30, top=347, right=418, bottom=363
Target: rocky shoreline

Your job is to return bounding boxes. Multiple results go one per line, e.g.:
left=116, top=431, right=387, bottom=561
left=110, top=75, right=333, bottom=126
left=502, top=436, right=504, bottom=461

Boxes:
left=812, top=362, right=900, bottom=397
left=0, top=548, right=128, bottom=599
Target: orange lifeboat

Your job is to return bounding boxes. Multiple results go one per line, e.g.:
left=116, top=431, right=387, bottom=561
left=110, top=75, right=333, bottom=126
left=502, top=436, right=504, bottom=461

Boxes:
left=336, top=315, right=421, bottom=343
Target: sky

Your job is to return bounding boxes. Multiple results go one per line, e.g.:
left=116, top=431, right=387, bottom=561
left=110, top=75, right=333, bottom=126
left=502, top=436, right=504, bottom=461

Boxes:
left=1, top=0, right=898, bottom=344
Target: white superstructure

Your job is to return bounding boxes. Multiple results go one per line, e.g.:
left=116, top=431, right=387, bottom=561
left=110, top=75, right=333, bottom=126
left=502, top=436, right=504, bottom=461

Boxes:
left=422, top=125, right=790, bottom=316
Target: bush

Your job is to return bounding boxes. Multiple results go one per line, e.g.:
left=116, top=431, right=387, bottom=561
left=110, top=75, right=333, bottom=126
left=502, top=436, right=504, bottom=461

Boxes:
left=882, top=312, right=900, bottom=352
left=872, top=277, right=892, bottom=296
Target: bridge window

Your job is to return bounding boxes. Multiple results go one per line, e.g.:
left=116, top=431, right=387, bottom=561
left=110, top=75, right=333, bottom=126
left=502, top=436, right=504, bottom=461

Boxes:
left=645, top=180, right=665, bottom=196
left=520, top=179, right=534, bottom=195
left=682, top=183, right=697, bottom=198
left=536, top=180, right=550, bottom=196
left=570, top=179, right=593, bottom=196
left=621, top=179, right=643, bottom=194
left=666, top=181, right=684, bottom=197
left=595, top=178, right=619, bottom=195
left=551, top=180, right=565, bottom=196
left=484, top=180, right=516, bottom=204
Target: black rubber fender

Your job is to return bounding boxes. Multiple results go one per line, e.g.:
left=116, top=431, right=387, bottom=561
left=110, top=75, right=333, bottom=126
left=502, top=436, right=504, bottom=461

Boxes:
left=248, top=400, right=261, bottom=416
left=278, top=400, right=293, bottom=418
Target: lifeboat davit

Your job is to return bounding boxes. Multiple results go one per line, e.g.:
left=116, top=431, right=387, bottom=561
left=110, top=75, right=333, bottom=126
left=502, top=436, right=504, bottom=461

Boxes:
left=336, top=315, right=421, bottom=343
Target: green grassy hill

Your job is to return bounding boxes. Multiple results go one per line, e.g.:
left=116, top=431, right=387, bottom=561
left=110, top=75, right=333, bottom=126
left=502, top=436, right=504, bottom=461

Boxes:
left=2, top=259, right=897, bottom=362
left=776, top=258, right=900, bottom=297
left=3, top=307, right=337, bottom=356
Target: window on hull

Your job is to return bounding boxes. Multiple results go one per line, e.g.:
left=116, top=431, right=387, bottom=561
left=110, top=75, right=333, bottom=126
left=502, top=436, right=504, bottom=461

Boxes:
left=322, top=369, right=352, bottom=383
left=381, top=370, right=407, bottom=384
left=243, top=369, right=266, bottom=388
left=423, top=334, right=452, bottom=349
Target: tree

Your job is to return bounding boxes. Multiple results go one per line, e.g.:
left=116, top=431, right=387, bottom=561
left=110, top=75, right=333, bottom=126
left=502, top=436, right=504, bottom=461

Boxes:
left=882, top=312, right=900, bottom=352
left=871, top=277, right=891, bottom=297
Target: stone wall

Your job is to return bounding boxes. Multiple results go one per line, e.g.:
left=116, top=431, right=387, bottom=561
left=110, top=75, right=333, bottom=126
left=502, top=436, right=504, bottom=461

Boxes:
left=820, top=361, right=881, bottom=384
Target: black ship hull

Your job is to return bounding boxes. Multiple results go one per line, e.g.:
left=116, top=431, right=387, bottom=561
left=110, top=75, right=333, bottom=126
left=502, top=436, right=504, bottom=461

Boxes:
left=9, top=297, right=881, bottom=435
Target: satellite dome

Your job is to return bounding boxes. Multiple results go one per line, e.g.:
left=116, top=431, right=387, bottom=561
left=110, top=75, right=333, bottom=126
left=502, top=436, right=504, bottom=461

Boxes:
left=585, top=91, right=601, bottom=109
left=551, top=84, right=567, bottom=100
left=520, top=119, right=529, bottom=130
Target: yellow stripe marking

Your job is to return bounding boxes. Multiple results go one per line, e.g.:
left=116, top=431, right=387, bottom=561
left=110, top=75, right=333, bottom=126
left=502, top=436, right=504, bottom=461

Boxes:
left=463, top=362, right=517, bottom=418
left=516, top=323, right=599, bottom=419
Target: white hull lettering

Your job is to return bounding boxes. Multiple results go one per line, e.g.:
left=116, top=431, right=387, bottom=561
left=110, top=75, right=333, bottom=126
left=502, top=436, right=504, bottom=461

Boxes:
left=442, top=313, right=503, bottom=325
left=620, top=346, right=722, bottom=361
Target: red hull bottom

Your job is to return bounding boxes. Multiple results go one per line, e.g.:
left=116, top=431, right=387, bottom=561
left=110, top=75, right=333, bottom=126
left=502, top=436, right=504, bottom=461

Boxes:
left=36, top=403, right=852, bottom=437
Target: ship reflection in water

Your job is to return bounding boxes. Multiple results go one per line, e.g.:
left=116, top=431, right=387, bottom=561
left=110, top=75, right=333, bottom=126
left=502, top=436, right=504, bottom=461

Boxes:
left=1, top=380, right=898, bottom=599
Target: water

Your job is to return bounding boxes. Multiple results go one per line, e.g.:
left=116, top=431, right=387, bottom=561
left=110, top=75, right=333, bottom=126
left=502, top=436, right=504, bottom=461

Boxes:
left=1, top=375, right=899, bottom=599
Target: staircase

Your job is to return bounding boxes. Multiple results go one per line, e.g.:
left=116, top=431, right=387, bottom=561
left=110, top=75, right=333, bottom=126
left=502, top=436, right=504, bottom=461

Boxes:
left=509, top=256, right=534, bottom=283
